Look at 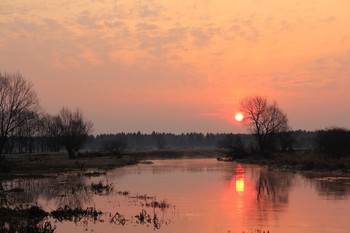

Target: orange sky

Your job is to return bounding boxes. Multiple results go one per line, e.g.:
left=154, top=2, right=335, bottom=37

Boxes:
left=1, top=0, right=350, bottom=134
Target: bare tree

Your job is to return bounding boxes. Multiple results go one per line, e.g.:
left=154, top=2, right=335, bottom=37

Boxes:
left=0, top=72, right=40, bottom=162
left=57, top=107, right=93, bottom=159
left=37, top=114, right=61, bottom=152
left=240, top=96, right=289, bottom=152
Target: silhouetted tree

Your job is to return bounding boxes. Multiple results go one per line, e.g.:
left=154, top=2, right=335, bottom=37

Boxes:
left=102, top=137, right=127, bottom=155
left=276, top=131, right=295, bottom=151
left=152, top=132, right=166, bottom=149
left=240, top=96, right=289, bottom=152
left=37, top=114, right=62, bottom=152
left=57, top=107, right=93, bottom=159
left=0, top=72, right=40, bottom=170
left=218, top=134, right=246, bottom=158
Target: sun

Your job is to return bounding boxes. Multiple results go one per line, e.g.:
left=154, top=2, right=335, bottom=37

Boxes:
left=234, top=113, right=244, bottom=122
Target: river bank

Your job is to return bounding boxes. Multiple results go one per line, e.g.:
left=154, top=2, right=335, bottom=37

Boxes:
left=0, top=148, right=223, bottom=180
left=235, top=150, right=350, bottom=176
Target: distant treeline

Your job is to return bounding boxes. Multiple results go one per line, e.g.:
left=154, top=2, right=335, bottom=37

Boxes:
left=3, top=130, right=317, bottom=155
left=85, top=130, right=317, bottom=152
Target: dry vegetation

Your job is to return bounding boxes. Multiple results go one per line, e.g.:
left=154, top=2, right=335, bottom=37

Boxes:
left=237, top=150, right=350, bottom=175
left=0, top=153, right=137, bottom=180
left=0, top=148, right=222, bottom=180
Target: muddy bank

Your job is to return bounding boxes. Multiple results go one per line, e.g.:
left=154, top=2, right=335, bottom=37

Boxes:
left=0, top=148, right=222, bottom=180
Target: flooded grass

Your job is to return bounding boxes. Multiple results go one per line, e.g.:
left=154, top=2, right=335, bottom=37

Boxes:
left=0, top=206, right=50, bottom=233
left=145, top=200, right=170, bottom=209
left=1, top=203, right=169, bottom=232
left=83, top=171, right=107, bottom=177
left=131, top=193, right=155, bottom=200
left=0, top=205, right=48, bottom=221
left=242, top=229, right=270, bottom=233
left=51, top=206, right=102, bottom=222
left=90, top=180, right=113, bottom=195
left=116, top=190, right=130, bottom=196
left=133, top=209, right=161, bottom=229
left=1, top=153, right=140, bottom=180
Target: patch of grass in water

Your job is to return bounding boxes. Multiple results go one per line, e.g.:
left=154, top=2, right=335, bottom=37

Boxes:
left=132, top=194, right=155, bottom=200
left=84, top=171, right=107, bottom=177
left=90, top=180, right=113, bottom=195
left=146, top=200, right=170, bottom=209
left=241, top=229, right=270, bottom=233
left=0, top=205, right=52, bottom=233
left=134, top=209, right=161, bottom=229
left=116, top=190, right=130, bottom=196
left=51, top=205, right=102, bottom=222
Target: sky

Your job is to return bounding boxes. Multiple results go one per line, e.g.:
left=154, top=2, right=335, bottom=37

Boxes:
left=1, top=0, right=350, bottom=134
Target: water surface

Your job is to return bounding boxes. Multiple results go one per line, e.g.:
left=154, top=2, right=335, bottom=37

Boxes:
left=2, top=158, right=350, bottom=232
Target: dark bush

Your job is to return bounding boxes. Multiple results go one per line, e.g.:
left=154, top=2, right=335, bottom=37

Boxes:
left=315, top=127, right=350, bottom=158
left=218, top=134, right=247, bottom=159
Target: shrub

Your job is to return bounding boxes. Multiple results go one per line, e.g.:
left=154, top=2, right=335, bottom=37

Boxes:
left=315, top=127, right=350, bottom=158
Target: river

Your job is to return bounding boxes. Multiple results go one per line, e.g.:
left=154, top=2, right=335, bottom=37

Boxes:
left=2, top=158, right=350, bottom=233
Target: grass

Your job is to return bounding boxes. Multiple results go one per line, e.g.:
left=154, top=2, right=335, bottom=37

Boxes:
left=90, top=180, right=113, bottom=195
left=84, top=171, right=107, bottom=177
left=0, top=205, right=51, bottom=233
left=0, top=148, right=222, bottom=180
left=116, top=190, right=130, bottom=196
left=51, top=206, right=102, bottom=222
left=134, top=209, right=161, bottom=229
left=146, top=200, right=170, bottom=209
left=236, top=150, right=350, bottom=175
left=241, top=230, right=270, bottom=233
left=131, top=193, right=155, bottom=200
left=1, top=204, right=166, bottom=232
left=0, top=153, right=139, bottom=180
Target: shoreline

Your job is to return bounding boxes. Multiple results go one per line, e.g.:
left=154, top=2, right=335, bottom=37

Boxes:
left=2, top=149, right=350, bottom=181
left=0, top=148, right=223, bottom=181
left=234, top=151, right=350, bottom=177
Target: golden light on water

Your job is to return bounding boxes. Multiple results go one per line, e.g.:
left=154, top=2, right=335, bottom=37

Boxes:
left=235, top=164, right=245, bottom=193
left=235, top=178, right=245, bottom=193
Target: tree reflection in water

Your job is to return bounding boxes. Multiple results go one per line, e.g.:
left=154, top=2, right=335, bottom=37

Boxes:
left=309, top=176, right=350, bottom=200
left=1, top=174, right=92, bottom=209
left=255, top=170, right=294, bottom=211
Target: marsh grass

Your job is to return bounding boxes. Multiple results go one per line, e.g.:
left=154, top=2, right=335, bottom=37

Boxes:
left=238, top=151, right=350, bottom=173
left=146, top=200, right=170, bottom=209
left=0, top=204, right=166, bottom=232
left=242, top=229, right=270, bottom=233
left=273, top=151, right=350, bottom=172
left=116, top=190, right=130, bottom=196
left=131, top=193, right=155, bottom=200
left=51, top=205, right=102, bottom=222
left=134, top=209, right=161, bottom=229
left=90, top=180, right=113, bottom=195
left=84, top=171, right=107, bottom=177
left=0, top=205, right=51, bottom=233
left=1, top=153, right=139, bottom=180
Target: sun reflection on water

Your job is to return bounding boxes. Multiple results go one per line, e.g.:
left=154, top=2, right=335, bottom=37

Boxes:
left=236, top=178, right=245, bottom=193
left=235, top=164, right=245, bottom=193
